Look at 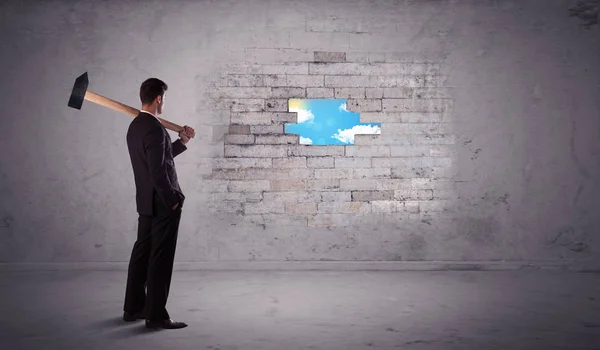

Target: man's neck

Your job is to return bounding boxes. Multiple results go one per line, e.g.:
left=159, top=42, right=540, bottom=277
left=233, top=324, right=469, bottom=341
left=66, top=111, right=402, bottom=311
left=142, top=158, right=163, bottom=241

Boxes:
left=140, top=107, right=159, bottom=117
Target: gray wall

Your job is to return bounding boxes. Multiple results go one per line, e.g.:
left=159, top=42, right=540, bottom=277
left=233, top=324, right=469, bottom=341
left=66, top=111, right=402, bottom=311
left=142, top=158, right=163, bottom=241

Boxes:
left=0, top=0, right=598, bottom=263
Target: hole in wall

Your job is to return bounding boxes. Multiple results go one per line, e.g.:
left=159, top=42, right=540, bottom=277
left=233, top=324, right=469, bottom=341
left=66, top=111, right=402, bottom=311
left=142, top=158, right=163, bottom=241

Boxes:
left=284, top=99, right=381, bottom=145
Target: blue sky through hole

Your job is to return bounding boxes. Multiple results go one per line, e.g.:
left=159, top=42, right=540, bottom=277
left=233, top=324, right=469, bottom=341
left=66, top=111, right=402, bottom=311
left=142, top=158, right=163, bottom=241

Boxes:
left=284, top=99, right=381, bottom=145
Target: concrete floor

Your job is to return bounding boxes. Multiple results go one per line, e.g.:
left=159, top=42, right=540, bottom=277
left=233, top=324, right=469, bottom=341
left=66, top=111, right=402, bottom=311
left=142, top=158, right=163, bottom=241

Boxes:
left=0, top=270, right=599, bottom=350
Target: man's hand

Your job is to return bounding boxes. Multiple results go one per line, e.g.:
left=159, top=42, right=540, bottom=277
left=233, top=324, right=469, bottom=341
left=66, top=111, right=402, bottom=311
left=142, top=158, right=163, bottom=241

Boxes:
left=178, top=125, right=195, bottom=145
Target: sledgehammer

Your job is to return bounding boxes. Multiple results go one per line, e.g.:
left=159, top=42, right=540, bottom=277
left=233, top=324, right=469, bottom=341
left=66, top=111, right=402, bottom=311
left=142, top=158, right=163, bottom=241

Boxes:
left=67, top=72, right=183, bottom=132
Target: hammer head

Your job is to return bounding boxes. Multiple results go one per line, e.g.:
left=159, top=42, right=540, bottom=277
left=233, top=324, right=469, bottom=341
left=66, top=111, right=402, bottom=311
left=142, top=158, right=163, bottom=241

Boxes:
left=68, top=72, right=89, bottom=110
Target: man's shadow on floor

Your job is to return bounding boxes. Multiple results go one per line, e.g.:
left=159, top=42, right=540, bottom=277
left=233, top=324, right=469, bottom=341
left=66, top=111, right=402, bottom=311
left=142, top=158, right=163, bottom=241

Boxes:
left=89, top=317, right=163, bottom=338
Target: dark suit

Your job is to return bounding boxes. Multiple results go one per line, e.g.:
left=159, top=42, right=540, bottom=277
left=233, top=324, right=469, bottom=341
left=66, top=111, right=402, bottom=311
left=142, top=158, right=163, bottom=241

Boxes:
left=123, top=111, right=187, bottom=322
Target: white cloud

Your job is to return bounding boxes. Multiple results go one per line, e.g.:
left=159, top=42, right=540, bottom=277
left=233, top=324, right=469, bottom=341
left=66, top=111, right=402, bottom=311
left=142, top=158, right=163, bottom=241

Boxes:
left=289, top=107, right=315, bottom=123
left=339, top=102, right=348, bottom=112
left=331, top=124, right=381, bottom=144
left=299, top=136, right=313, bottom=145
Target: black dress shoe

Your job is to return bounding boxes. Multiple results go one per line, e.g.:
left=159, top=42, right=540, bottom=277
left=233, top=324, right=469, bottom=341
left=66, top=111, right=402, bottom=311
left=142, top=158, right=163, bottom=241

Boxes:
left=145, top=319, right=188, bottom=329
left=123, top=311, right=146, bottom=322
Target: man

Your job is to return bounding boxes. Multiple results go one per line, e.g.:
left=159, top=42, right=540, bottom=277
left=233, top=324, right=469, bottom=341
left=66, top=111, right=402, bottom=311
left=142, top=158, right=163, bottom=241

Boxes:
left=122, top=77, right=195, bottom=330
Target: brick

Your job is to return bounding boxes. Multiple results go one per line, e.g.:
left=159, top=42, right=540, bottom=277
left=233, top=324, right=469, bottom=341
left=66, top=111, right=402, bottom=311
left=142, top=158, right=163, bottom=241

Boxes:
left=314, top=51, right=346, bottom=62
left=382, top=99, right=452, bottom=113
left=218, top=63, right=263, bottom=75
left=351, top=190, right=393, bottom=201
left=310, top=63, right=432, bottom=76
left=382, top=123, right=453, bottom=135
left=396, top=75, right=427, bottom=88
left=307, top=156, right=334, bottom=168
left=256, top=134, right=299, bottom=144
left=307, top=87, right=334, bottom=98
left=318, top=202, right=371, bottom=214
left=286, top=75, right=324, bottom=87
left=212, top=168, right=310, bottom=180
left=365, top=88, right=384, bottom=98
left=325, top=75, right=397, bottom=88
left=209, top=87, right=271, bottom=99
left=340, top=179, right=412, bottom=190
left=224, top=145, right=288, bottom=158
left=210, top=99, right=264, bottom=112
left=228, top=180, right=270, bottom=192
left=382, top=87, right=413, bottom=98
left=271, top=179, right=306, bottom=191
left=262, top=74, right=288, bottom=86
left=320, top=191, right=351, bottom=202
left=371, top=201, right=401, bottom=213
left=307, top=179, right=340, bottom=191
left=226, top=75, right=265, bottom=87
left=273, top=157, right=307, bottom=168
left=363, top=112, right=444, bottom=123
left=211, top=192, right=263, bottom=203
left=353, top=168, right=391, bottom=178
left=394, top=189, right=434, bottom=201
left=224, top=134, right=255, bottom=145
left=265, top=99, right=290, bottom=111
left=244, top=201, right=286, bottom=214
left=424, top=75, right=448, bottom=87
left=354, top=134, right=410, bottom=146
left=314, top=168, right=353, bottom=179
left=346, top=99, right=382, bottom=112
left=334, top=157, right=371, bottom=168
left=402, top=201, right=420, bottom=213
left=412, top=179, right=456, bottom=190
left=334, top=88, right=366, bottom=99
left=231, top=112, right=297, bottom=125
left=228, top=125, right=250, bottom=134
left=262, top=63, right=309, bottom=75
left=373, top=157, right=414, bottom=168
left=346, top=51, right=368, bottom=63
left=250, top=125, right=284, bottom=134
left=433, top=189, right=456, bottom=199
left=390, top=167, right=430, bottom=179
left=344, top=146, right=390, bottom=157
left=289, top=145, right=345, bottom=157
left=263, top=191, right=320, bottom=203
left=388, top=146, right=430, bottom=157
left=213, top=157, right=272, bottom=169
left=270, top=87, right=306, bottom=98
left=413, top=87, right=454, bottom=99
left=286, top=202, right=317, bottom=214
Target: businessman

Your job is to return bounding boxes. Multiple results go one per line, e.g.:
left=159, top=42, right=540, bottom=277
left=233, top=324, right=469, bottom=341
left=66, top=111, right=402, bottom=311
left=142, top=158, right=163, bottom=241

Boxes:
left=123, top=78, right=195, bottom=329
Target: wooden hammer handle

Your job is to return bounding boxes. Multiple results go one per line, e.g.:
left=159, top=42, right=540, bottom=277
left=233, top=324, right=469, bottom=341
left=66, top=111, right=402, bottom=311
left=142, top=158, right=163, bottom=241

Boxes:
left=84, top=90, right=184, bottom=132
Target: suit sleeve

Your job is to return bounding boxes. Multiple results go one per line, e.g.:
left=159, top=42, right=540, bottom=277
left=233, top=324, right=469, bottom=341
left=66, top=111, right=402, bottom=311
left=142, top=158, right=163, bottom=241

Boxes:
left=143, top=127, right=180, bottom=209
left=172, top=138, right=187, bottom=158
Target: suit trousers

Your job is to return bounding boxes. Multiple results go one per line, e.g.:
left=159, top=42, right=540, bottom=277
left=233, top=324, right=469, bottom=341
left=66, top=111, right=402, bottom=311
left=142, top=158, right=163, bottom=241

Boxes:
left=123, top=194, right=182, bottom=322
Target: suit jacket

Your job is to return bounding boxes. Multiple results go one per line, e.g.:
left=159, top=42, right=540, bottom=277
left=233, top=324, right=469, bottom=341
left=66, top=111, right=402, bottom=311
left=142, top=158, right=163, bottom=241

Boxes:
left=126, top=112, right=187, bottom=216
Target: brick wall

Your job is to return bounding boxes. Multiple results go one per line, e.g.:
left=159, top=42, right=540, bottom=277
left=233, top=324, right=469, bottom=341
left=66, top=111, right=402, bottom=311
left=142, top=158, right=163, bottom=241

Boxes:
left=202, top=51, right=457, bottom=231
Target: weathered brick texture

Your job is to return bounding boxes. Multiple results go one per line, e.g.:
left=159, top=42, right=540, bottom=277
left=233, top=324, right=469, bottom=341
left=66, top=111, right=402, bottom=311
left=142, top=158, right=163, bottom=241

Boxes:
left=204, top=50, right=454, bottom=224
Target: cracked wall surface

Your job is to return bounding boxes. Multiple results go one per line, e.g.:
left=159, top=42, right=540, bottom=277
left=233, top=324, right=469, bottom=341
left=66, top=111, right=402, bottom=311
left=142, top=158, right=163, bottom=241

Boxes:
left=0, top=0, right=598, bottom=263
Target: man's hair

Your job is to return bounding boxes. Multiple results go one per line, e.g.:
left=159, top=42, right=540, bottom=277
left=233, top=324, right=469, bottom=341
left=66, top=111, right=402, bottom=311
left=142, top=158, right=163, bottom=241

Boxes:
left=140, top=78, right=168, bottom=105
